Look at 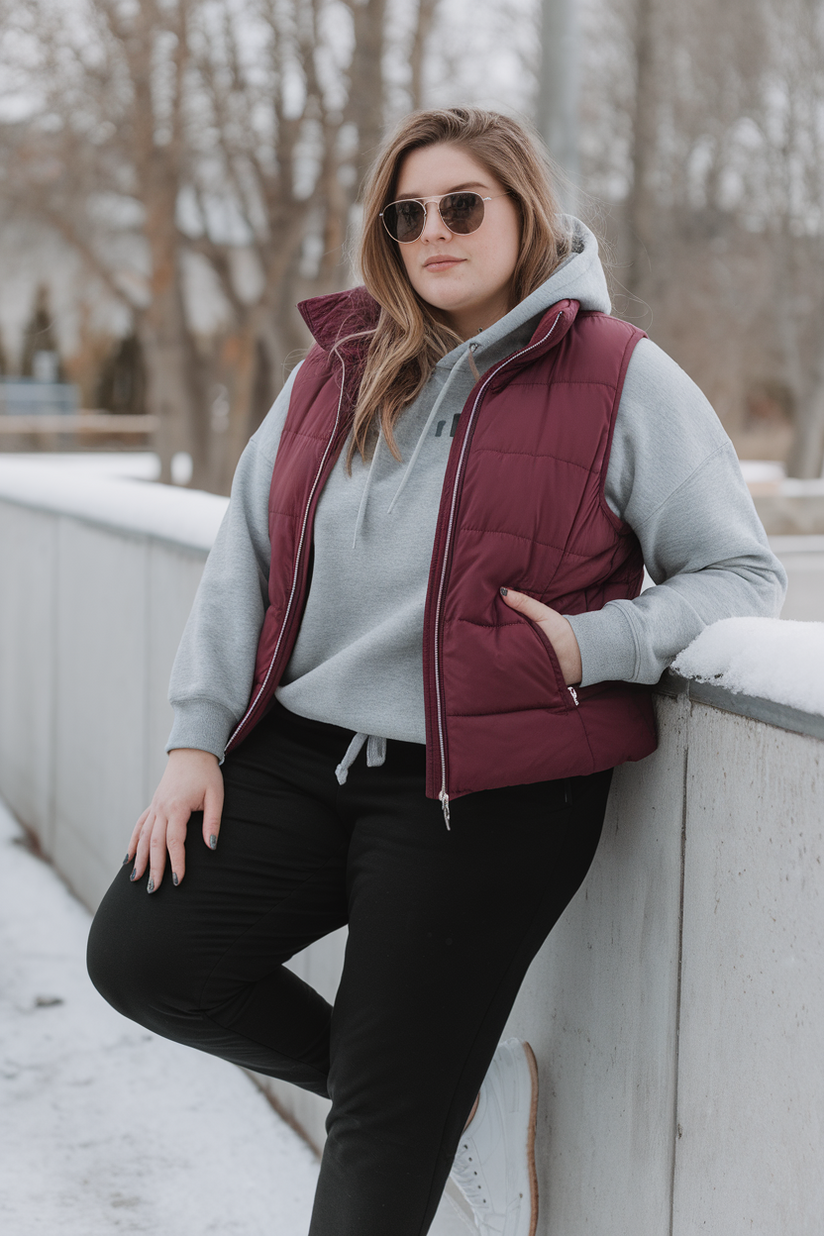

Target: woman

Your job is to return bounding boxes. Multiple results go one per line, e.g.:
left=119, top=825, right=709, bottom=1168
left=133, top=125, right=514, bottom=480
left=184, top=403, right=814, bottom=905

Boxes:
left=87, top=108, right=785, bottom=1236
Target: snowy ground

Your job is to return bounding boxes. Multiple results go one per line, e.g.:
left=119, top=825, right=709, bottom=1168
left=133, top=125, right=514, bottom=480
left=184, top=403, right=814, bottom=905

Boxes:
left=0, top=796, right=320, bottom=1236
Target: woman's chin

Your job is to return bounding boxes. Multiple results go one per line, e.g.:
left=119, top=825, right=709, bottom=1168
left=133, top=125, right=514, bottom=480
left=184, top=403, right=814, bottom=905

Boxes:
left=416, top=287, right=476, bottom=320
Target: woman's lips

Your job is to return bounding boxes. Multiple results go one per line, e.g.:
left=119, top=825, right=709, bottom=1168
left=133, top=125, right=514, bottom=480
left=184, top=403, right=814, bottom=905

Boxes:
left=423, top=256, right=465, bottom=271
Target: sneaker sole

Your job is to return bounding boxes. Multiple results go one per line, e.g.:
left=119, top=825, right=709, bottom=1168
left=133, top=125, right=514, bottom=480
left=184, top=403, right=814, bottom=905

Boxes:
left=521, top=1041, right=539, bottom=1236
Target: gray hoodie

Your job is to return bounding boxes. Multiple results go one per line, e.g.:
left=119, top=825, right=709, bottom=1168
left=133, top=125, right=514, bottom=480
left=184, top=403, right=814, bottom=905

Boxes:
left=166, top=221, right=786, bottom=759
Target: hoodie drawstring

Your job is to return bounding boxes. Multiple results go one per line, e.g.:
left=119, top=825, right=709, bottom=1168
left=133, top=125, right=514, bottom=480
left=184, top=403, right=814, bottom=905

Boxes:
left=351, top=431, right=383, bottom=548
left=335, top=732, right=388, bottom=785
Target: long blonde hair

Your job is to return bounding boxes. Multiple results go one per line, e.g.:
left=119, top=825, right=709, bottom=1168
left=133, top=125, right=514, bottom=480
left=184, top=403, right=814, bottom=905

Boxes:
left=348, top=107, right=572, bottom=466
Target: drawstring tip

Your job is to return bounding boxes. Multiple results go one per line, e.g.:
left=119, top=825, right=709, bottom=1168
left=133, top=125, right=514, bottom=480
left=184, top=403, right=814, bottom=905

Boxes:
left=335, top=731, right=384, bottom=785
left=335, top=762, right=349, bottom=786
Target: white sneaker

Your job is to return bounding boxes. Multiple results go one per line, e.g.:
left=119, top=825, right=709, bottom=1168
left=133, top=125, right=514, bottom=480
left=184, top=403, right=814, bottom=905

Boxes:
left=449, top=1038, right=539, bottom=1236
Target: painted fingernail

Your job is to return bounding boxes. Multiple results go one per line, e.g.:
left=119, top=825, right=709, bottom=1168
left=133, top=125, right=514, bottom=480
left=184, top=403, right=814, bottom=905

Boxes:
left=122, top=854, right=131, bottom=866
left=129, top=868, right=137, bottom=882
left=172, top=872, right=179, bottom=886
left=209, top=835, right=217, bottom=850
left=147, top=878, right=155, bottom=894
left=500, top=587, right=508, bottom=597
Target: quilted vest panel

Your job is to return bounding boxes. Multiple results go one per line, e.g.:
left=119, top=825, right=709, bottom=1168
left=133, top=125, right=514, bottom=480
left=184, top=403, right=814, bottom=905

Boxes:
left=423, top=307, right=657, bottom=799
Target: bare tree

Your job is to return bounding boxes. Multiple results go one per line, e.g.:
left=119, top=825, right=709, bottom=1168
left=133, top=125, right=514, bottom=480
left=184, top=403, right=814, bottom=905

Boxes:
left=577, top=0, right=824, bottom=476
left=18, top=0, right=824, bottom=485
left=183, top=0, right=393, bottom=491
left=1, top=0, right=442, bottom=491
left=2, top=0, right=209, bottom=481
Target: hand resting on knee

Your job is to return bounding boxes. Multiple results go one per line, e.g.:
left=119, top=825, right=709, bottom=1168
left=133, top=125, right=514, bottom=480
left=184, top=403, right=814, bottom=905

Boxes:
left=126, top=749, right=224, bottom=892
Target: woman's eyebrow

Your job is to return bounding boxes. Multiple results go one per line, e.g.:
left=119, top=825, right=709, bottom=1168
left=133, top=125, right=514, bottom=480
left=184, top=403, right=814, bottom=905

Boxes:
left=394, top=180, right=488, bottom=199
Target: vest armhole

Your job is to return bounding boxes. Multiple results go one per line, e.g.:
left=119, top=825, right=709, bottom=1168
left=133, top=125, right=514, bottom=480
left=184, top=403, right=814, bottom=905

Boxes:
left=598, top=323, right=647, bottom=534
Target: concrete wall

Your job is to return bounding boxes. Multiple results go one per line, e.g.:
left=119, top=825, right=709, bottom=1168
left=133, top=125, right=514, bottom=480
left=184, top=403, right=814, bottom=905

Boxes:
left=0, top=497, right=207, bottom=902
left=771, top=534, right=824, bottom=620
left=502, top=685, right=823, bottom=1236
left=1, top=480, right=822, bottom=1236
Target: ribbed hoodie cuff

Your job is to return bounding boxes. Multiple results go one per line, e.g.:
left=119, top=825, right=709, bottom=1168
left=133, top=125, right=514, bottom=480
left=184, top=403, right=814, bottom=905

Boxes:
left=565, top=604, right=640, bottom=688
left=165, top=700, right=238, bottom=762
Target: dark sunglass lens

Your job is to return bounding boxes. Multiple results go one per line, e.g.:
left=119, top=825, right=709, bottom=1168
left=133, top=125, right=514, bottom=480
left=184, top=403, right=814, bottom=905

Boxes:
left=385, top=200, right=425, bottom=241
left=440, top=192, right=484, bottom=234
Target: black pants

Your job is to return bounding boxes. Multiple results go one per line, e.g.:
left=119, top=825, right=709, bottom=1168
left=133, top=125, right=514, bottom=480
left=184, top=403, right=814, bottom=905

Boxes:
left=87, top=703, right=612, bottom=1236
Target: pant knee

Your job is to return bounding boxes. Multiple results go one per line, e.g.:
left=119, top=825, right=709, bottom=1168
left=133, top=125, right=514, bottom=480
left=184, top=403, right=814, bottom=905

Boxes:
left=86, top=898, right=145, bottom=1021
left=86, top=880, right=185, bottom=1029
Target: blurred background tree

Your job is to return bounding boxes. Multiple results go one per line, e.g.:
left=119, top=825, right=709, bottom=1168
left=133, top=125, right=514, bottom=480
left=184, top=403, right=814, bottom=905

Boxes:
left=612, top=0, right=824, bottom=479
left=0, top=0, right=438, bottom=488
left=0, top=0, right=823, bottom=489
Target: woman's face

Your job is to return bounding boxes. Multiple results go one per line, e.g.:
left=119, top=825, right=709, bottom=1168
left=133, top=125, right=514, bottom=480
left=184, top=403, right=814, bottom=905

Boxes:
left=390, top=143, right=522, bottom=339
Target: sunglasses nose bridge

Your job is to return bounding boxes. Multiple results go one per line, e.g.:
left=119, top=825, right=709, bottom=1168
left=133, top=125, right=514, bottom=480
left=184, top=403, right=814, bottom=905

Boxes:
left=418, top=198, right=451, bottom=241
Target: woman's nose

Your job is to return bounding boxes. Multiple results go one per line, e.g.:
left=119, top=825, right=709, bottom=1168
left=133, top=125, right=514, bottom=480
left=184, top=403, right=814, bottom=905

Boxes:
left=420, top=202, right=451, bottom=242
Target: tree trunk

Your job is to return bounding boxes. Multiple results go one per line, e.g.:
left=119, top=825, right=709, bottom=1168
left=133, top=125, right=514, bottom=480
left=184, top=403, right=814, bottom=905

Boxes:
left=786, top=343, right=824, bottom=478
left=141, top=313, right=207, bottom=486
left=409, top=0, right=438, bottom=110
left=140, top=185, right=209, bottom=486
left=538, top=0, right=580, bottom=212
left=625, top=0, right=662, bottom=308
left=211, top=321, right=259, bottom=496
left=123, top=0, right=210, bottom=487
left=347, top=0, right=388, bottom=189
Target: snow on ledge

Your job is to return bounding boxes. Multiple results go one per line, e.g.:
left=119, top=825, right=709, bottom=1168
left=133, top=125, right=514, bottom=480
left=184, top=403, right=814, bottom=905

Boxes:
left=0, top=458, right=227, bottom=551
left=672, top=618, right=824, bottom=717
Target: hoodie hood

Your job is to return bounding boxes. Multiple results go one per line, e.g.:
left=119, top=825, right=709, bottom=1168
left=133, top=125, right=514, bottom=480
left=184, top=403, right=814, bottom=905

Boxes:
left=383, top=218, right=611, bottom=510
left=433, top=216, right=610, bottom=373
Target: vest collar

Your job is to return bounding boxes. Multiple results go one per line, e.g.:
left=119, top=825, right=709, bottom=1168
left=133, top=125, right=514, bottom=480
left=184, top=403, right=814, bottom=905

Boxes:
left=298, top=286, right=380, bottom=355
left=524, top=298, right=580, bottom=355
left=297, top=284, right=582, bottom=369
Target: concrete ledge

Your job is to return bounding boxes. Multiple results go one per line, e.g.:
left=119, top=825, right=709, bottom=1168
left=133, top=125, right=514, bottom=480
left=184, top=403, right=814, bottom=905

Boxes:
left=0, top=414, right=160, bottom=433
left=754, top=481, right=824, bottom=535
left=0, top=458, right=226, bottom=551
left=658, top=669, right=824, bottom=740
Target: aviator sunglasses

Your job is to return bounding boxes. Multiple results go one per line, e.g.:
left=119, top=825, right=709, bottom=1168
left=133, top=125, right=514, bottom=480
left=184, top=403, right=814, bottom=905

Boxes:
left=380, top=191, right=509, bottom=243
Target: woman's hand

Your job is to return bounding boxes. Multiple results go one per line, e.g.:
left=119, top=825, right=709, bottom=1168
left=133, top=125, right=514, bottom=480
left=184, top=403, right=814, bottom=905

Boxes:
left=500, top=587, right=583, bottom=686
left=126, top=748, right=224, bottom=893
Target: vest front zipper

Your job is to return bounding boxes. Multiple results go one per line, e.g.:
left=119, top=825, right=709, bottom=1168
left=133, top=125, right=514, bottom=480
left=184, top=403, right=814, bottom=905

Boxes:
left=432, top=313, right=564, bottom=826
left=226, top=357, right=348, bottom=751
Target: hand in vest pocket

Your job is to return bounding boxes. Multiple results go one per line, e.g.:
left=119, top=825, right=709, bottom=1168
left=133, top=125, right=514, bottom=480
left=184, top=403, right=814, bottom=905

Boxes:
left=499, top=587, right=582, bottom=686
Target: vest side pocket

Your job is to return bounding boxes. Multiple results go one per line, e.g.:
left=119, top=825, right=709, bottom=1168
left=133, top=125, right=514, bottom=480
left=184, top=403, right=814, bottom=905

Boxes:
left=516, top=612, right=576, bottom=714
left=441, top=614, right=575, bottom=717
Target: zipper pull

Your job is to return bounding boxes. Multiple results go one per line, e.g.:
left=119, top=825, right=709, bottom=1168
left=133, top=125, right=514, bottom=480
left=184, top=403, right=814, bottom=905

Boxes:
left=568, top=685, right=579, bottom=706
left=439, top=787, right=451, bottom=830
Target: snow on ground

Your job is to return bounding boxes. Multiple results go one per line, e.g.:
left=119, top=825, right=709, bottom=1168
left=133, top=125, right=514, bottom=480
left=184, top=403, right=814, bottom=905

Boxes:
left=0, top=796, right=319, bottom=1236
left=672, top=617, right=824, bottom=715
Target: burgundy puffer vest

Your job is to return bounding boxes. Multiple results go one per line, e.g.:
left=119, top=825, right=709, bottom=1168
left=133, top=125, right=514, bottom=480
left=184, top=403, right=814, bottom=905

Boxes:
left=225, top=286, right=657, bottom=814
